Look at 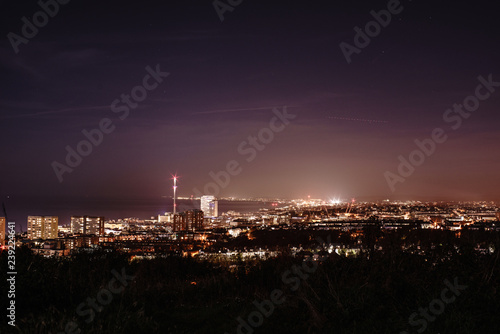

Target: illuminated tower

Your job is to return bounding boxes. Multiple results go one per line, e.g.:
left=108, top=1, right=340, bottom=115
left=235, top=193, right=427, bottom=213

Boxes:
left=172, top=175, right=178, bottom=215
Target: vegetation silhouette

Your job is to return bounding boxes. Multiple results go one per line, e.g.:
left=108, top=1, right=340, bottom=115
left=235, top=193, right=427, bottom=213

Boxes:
left=1, top=228, right=499, bottom=334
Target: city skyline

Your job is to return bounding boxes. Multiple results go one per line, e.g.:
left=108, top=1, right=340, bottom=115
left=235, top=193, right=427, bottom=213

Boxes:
left=2, top=1, right=499, bottom=333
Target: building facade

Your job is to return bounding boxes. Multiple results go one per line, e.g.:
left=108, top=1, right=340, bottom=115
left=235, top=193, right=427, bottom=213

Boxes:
left=27, top=216, right=58, bottom=239
left=70, top=216, right=105, bottom=236
left=158, top=212, right=174, bottom=223
left=173, top=210, right=204, bottom=231
left=200, top=195, right=218, bottom=217
left=0, top=217, right=5, bottom=246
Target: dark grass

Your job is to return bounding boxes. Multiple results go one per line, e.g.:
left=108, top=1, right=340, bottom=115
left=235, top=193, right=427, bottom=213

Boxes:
left=1, top=235, right=499, bottom=334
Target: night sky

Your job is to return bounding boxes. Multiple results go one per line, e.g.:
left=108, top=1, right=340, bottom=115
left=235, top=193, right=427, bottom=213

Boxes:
left=1, top=0, right=499, bottom=224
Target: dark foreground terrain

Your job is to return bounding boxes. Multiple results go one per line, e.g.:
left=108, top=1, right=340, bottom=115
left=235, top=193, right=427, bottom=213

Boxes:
left=1, top=231, right=499, bottom=334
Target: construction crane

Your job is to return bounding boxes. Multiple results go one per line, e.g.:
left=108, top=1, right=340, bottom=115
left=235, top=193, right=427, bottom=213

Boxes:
left=2, top=201, right=7, bottom=221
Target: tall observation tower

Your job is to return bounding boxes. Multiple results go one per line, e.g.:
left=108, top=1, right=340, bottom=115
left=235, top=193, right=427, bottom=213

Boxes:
left=172, top=175, right=178, bottom=215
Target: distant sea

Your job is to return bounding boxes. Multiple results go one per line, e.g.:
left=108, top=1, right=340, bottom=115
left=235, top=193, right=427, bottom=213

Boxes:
left=3, top=196, right=275, bottom=231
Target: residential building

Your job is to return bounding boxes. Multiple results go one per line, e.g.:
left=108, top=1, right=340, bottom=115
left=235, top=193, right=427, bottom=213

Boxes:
left=173, top=210, right=204, bottom=231
left=70, top=216, right=105, bottom=236
left=27, top=216, right=58, bottom=239
left=201, top=195, right=218, bottom=217
left=0, top=217, right=5, bottom=246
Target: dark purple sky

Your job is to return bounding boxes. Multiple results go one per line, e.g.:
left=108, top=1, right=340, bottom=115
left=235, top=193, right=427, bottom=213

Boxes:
left=1, top=0, right=499, bottom=223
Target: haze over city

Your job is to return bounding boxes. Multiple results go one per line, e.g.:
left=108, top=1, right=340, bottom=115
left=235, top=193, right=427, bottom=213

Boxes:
left=1, top=0, right=499, bottom=223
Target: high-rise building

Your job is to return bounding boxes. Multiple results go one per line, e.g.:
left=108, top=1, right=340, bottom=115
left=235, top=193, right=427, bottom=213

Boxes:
left=0, top=217, right=5, bottom=246
left=200, top=195, right=218, bottom=217
left=27, top=216, right=58, bottom=240
left=158, top=212, right=174, bottom=223
left=70, top=216, right=105, bottom=236
left=173, top=210, right=204, bottom=231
